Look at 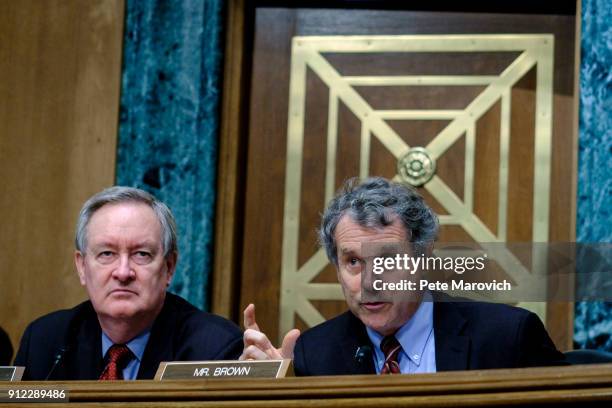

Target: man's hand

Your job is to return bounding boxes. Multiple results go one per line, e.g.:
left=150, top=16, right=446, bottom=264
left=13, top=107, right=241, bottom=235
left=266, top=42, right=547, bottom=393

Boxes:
left=239, top=304, right=300, bottom=360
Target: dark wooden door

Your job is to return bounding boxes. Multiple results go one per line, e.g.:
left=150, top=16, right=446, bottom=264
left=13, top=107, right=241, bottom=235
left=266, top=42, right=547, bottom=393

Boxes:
left=218, top=3, right=578, bottom=349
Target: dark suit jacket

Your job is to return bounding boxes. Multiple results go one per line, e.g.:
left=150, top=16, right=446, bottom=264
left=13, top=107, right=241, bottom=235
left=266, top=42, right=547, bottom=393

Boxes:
left=294, top=298, right=566, bottom=375
left=14, top=293, right=242, bottom=380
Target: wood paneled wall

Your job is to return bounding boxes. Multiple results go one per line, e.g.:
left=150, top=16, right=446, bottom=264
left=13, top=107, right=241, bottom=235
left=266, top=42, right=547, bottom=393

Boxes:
left=0, top=0, right=125, bottom=359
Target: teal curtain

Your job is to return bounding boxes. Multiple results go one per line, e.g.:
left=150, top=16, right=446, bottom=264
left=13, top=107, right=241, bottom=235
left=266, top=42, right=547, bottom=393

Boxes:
left=116, top=0, right=225, bottom=310
left=574, top=0, right=612, bottom=350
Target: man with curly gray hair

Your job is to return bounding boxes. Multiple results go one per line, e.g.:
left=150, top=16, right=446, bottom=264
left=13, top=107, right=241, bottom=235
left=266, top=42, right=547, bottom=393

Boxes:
left=316, top=177, right=438, bottom=337
left=241, top=177, right=564, bottom=375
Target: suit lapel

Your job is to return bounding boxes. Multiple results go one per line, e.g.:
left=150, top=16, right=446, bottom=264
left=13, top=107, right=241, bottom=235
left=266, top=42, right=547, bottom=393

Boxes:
left=66, top=303, right=103, bottom=380
left=433, top=300, right=470, bottom=371
left=137, top=296, right=174, bottom=379
left=340, top=312, right=375, bottom=375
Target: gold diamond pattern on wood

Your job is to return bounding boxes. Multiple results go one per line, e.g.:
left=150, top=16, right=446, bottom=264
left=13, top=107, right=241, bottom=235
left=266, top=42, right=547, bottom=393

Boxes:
left=280, top=35, right=554, bottom=337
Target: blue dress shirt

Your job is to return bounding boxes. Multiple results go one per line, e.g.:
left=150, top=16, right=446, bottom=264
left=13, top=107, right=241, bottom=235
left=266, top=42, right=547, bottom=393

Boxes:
left=101, top=330, right=151, bottom=380
left=366, top=294, right=436, bottom=374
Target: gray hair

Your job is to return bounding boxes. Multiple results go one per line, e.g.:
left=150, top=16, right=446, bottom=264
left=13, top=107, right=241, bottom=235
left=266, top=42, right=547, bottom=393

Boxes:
left=75, top=186, right=178, bottom=258
left=319, top=177, right=439, bottom=265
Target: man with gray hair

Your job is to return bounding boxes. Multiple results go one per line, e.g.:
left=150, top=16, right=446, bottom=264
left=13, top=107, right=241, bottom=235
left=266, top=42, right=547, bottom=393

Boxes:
left=241, top=177, right=565, bottom=374
left=15, top=187, right=242, bottom=380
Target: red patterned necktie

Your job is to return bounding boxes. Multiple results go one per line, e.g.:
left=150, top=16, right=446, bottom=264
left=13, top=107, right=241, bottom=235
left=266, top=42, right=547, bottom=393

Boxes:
left=99, top=344, right=133, bottom=380
left=380, top=335, right=402, bottom=374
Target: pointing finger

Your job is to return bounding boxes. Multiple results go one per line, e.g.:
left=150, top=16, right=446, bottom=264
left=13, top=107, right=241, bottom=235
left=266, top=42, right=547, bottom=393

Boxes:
left=243, top=303, right=260, bottom=331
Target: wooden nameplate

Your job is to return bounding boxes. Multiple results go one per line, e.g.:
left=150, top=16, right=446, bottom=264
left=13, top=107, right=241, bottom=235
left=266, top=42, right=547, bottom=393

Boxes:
left=0, top=367, right=25, bottom=381
left=155, top=359, right=292, bottom=380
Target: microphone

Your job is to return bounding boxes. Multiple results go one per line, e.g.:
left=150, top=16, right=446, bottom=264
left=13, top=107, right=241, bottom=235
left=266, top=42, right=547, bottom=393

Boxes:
left=354, top=345, right=372, bottom=365
left=44, top=302, right=87, bottom=380
left=45, top=348, right=67, bottom=380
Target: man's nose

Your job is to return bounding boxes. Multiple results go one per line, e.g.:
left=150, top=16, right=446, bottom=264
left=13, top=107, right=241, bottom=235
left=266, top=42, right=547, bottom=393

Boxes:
left=113, top=254, right=135, bottom=282
left=362, top=260, right=374, bottom=287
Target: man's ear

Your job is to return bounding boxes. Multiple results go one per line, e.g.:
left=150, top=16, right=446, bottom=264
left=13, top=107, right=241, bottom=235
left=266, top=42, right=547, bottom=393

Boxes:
left=75, top=251, right=86, bottom=286
left=165, top=251, right=178, bottom=286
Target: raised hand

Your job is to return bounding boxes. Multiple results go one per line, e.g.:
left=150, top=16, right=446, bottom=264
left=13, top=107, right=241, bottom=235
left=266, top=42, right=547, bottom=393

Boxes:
left=239, top=303, right=300, bottom=360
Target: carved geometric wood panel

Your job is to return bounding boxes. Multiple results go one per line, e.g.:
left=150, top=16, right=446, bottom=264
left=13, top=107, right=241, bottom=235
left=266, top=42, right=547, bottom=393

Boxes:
left=280, top=35, right=554, bottom=337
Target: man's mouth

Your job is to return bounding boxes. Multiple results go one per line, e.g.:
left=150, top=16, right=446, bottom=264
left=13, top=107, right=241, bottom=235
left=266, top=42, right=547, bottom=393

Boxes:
left=110, top=289, right=137, bottom=296
left=361, top=302, right=388, bottom=311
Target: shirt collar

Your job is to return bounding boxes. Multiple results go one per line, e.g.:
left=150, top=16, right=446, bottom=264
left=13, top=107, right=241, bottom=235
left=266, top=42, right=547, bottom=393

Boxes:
left=366, top=292, right=434, bottom=367
left=101, top=329, right=151, bottom=363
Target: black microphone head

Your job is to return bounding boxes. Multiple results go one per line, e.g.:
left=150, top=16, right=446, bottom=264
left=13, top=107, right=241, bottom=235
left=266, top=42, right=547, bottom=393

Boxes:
left=53, top=347, right=67, bottom=361
left=45, top=347, right=68, bottom=381
left=355, top=345, right=372, bottom=364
